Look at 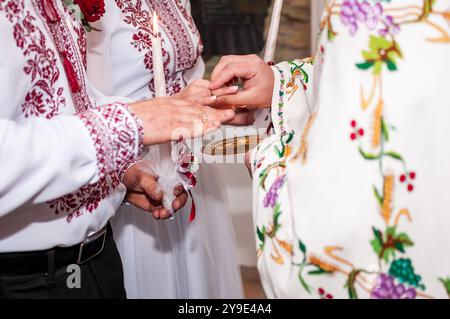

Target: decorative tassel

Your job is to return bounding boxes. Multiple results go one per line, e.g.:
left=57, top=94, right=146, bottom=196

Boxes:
left=188, top=190, right=196, bottom=222
left=41, top=0, right=60, bottom=22
left=62, top=52, right=80, bottom=93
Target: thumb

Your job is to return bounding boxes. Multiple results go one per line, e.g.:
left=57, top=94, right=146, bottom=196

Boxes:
left=140, top=175, right=163, bottom=201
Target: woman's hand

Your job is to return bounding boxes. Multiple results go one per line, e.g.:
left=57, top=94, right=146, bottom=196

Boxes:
left=130, top=96, right=235, bottom=145
left=208, top=54, right=275, bottom=110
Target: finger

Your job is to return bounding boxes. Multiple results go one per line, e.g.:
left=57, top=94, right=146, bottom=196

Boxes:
left=174, top=185, right=185, bottom=196
left=209, top=62, right=254, bottom=90
left=215, top=90, right=257, bottom=108
left=205, top=108, right=235, bottom=123
left=159, top=209, right=172, bottom=220
left=211, top=85, right=239, bottom=97
left=173, top=193, right=188, bottom=210
left=152, top=209, right=161, bottom=220
left=196, top=95, right=217, bottom=106
left=140, top=175, right=163, bottom=201
left=210, top=55, right=252, bottom=84
left=126, top=193, right=157, bottom=212
left=225, top=111, right=255, bottom=126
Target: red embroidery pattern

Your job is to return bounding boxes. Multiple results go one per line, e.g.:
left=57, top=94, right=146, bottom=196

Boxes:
left=50, top=103, right=144, bottom=222
left=0, top=1, right=141, bottom=222
left=114, top=0, right=202, bottom=96
left=0, top=0, right=66, bottom=119
left=72, top=18, right=88, bottom=68
left=33, top=0, right=92, bottom=113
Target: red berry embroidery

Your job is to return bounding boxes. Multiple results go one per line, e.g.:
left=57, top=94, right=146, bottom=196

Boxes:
left=349, top=120, right=365, bottom=141
left=358, top=128, right=365, bottom=137
left=400, top=171, right=416, bottom=192
left=318, top=287, right=334, bottom=299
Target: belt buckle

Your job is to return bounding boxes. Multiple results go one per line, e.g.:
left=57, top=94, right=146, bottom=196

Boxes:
left=77, top=227, right=107, bottom=265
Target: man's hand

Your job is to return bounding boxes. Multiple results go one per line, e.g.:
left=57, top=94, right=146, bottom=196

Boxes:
left=130, top=96, right=235, bottom=146
left=123, top=162, right=189, bottom=220
left=208, top=54, right=275, bottom=110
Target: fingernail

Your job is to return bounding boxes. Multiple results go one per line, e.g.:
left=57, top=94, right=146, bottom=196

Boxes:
left=229, top=86, right=239, bottom=92
left=225, top=110, right=235, bottom=117
left=209, top=95, right=217, bottom=101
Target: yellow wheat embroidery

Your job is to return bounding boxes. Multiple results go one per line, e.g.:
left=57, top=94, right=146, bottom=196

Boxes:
left=394, top=208, right=413, bottom=227
left=372, top=99, right=384, bottom=148
left=381, top=175, right=394, bottom=225
left=292, top=113, right=317, bottom=164
left=309, top=254, right=338, bottom=273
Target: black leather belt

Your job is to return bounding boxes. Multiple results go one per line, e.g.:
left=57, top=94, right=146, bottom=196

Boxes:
left=0, top=223, right=111, bottom=275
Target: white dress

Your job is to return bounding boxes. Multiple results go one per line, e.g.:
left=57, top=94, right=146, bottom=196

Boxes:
left=252, top=0, right=450, bottom=299
left=87, top=0, right=243, bottom=298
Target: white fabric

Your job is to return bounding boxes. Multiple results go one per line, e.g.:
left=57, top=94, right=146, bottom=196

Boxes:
left=88, top=0, right=243, bottom=298
left=0, top=1, right=141, bottom=252
left=252, top=0, right=450, bottom=299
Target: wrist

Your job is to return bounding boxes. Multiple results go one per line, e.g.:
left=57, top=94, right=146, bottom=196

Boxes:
left=77, top=103, right=144, bottom=178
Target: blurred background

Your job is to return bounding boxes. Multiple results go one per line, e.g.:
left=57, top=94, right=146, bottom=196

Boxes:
left=190, top=0, right=326, bottom=298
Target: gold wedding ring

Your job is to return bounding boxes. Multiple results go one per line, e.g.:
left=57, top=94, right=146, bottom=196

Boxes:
left=201, top=113, right=208, bottom=123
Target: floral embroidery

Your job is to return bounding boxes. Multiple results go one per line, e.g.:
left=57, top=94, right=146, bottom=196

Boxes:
left=255, top=132, right=293, bottom=262
left=114, top=0, right=202, bottom=96
left=34, top=0, right=92, bottom=113
left=257, top=0, right=450, bottom=299
left=0, top=0, right=66, bottom=119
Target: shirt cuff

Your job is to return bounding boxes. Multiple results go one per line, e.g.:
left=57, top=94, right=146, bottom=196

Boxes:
left=76, top=102, right=144, bottom=178
left=270, top=65, right=289, bottom=135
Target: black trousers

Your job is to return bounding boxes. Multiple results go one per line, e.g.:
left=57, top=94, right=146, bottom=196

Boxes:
left=0, top=233, right=126, bottom=299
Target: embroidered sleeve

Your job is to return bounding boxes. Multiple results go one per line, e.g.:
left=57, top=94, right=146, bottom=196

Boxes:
left=270, top=58, right=316, bottom=136
left=76, top=102, right=144, bottom=179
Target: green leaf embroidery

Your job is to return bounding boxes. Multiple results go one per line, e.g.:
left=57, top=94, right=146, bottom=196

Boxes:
left=384, top=151, right=404, bottom=161
left=273, top=145, right=283, bottom=158
left=373, top=186, right=384, bottom=206
left=345, top=270, right=362, bottom=299
left=298, top=271, right=312, bottom=294
left=359, top=147, right=381, bottom=160
left=370, top=227, right=383, bottom=255
left=381, top=117, right=389, bottom=142
left=298, top=239, right=307, bottom=263
left=439, top=277, right=450, bottom=298
left=386, top=59, right=398, bottom=71
left=273, top=204, right=282, bottom=234
left=356, top=61, right=375, bottom=70
left=308, top=266, right=331, bottom=276
left=256, top=226, right=265, bottom=243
